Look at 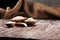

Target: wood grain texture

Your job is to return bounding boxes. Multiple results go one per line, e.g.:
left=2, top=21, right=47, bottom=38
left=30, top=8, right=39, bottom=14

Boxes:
left=0, top=19, right=60, bottom=39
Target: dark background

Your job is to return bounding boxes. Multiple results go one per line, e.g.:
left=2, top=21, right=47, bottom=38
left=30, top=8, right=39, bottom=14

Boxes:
left=0, top=0, right=18, bottom=9
left=0, top=0, right=60, bottom=9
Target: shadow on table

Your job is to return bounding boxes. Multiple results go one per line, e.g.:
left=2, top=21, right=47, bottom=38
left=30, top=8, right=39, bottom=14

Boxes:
left=0, top=37, right=38, bottom=40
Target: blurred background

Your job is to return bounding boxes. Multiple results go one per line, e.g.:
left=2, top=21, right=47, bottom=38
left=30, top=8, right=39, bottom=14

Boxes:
left=0, top=0, right=60, bottom=9
left=27, top=0, right=60, bottom=5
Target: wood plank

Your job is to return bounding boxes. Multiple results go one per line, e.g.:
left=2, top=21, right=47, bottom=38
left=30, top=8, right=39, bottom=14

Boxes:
left=0, top=19, right=60, bottom=39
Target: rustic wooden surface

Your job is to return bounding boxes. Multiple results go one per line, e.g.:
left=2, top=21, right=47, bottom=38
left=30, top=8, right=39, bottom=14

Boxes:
left=0, top=19, right=60, bottom=39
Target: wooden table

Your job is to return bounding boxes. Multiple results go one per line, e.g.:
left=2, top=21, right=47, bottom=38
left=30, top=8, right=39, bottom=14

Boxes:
left=0, top=19, right=60, bottom=39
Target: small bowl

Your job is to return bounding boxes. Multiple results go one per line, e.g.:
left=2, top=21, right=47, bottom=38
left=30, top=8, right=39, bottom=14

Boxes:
left=24, top=18, right=37, bottom=26
left=10, top=16, right=27, bottom=23
left=6, top=21, right=16, bottom=28
left=15, top=23, right=27, bottom=27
